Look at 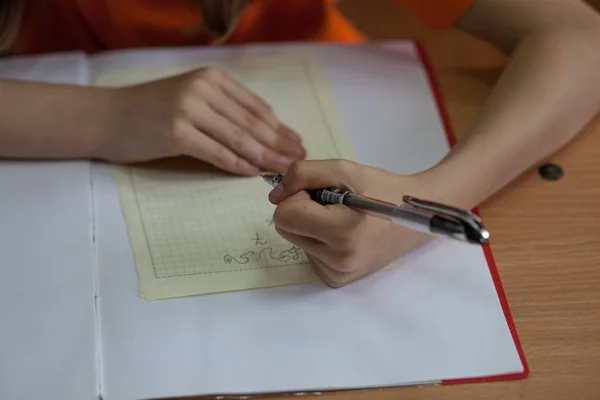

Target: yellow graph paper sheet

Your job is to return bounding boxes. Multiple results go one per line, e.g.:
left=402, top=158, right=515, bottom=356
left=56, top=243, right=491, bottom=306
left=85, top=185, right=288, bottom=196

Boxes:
left=93, top=52, right=356, bottom=299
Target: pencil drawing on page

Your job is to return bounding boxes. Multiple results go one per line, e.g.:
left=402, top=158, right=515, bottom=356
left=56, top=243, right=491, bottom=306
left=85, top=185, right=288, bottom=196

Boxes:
left=94, top=52, right=356, bottom=300
left=222, top=228, right=304, bottom=266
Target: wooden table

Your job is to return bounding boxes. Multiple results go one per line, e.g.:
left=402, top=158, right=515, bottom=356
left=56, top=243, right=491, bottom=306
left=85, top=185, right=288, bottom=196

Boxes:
left=267, top=2, right=600, bottom=399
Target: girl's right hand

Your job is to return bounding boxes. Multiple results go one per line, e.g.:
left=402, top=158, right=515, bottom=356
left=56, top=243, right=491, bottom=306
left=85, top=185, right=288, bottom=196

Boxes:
left=102, top=67, right=306, bottom=175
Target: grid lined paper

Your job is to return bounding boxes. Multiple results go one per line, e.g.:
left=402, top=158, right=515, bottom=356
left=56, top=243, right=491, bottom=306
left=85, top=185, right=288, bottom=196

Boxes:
left=130, top=166, right=308, bottom=278
left=99, top=53, right=356, bottom=299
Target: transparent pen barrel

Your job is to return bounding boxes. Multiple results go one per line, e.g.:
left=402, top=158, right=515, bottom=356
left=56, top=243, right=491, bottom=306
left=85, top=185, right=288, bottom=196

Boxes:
left=315, top=189, right=482, bottom=244
left=341, top=192, right=434, bottom=234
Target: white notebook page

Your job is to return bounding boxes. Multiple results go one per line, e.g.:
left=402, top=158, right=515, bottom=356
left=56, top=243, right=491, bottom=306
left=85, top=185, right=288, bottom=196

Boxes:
left=91, top=42, right=524, bottom=400
left=0, top=53, right=98, bottom=400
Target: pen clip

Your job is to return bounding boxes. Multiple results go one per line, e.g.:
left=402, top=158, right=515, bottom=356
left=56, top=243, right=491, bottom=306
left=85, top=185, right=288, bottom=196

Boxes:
left=402, top=196, right=490, bottom=244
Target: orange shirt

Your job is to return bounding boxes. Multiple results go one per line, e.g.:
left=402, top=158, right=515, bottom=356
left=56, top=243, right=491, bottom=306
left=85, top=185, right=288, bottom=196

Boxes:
left=15, top=0, right=474, bottom=55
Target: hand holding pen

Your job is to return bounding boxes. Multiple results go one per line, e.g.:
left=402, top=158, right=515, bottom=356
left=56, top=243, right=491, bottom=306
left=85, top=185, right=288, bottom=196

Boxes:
left=263, top=160, right=489, bottom=287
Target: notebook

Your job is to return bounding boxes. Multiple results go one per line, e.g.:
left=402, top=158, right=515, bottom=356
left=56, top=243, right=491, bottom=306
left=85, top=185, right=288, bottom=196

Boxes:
left=0, top=41, right=528, bottom=400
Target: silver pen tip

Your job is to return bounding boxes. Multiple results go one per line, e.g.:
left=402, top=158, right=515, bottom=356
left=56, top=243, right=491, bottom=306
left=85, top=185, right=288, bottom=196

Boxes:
left=258, top=172, right=281, bottom=187
left=259, top=172, right=273, bottom=180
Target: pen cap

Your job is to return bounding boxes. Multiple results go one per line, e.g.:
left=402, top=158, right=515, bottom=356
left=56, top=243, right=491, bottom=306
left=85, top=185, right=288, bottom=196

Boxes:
left=403, top=195, right=490, bottom=245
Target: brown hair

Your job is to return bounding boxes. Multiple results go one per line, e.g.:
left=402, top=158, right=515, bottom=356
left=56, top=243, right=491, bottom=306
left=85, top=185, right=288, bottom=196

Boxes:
left=0, top=0, right=249, bottom=54
left=194, top=0, right=251, bottom=44
left=0, top=0, right=24, bottom=54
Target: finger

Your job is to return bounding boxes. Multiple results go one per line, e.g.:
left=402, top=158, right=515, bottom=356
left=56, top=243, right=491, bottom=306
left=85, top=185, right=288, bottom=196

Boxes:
left=274, top=227, right=334, bottom=264
left=219, top=73, right=272, bottom=118
left=273, top=191, right=361, bottom=248
left=208, top=88, right=306, bottom=160
left=277, top=227, right=371, bottom=288
left=268, top=159, right=360, bottom=204
left=197, top=67, right=302, bottom=142
left=174, top=121, right=259, bottom=176
left=307, top=255, right=349, bottom=288
left=187, top=100, right=293, bottom=174
left=218, top=75, right=280, bottom=126
left=310, top=255, right=373, bottom=288
left=220, top=75, right=303, bottom=143
left=274, top=231, right=350, bottom=288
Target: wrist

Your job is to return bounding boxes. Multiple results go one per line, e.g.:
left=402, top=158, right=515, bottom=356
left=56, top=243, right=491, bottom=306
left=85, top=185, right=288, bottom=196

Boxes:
left=411, top=161, right=486, bottom=211
left=90, top=87, right=133, bottom=161
left=372, top=166, right=476, bottom=211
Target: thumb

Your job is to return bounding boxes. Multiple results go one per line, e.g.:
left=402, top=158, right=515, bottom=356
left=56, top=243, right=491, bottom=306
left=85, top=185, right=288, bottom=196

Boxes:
left=268, top=159, right=358, bottom=204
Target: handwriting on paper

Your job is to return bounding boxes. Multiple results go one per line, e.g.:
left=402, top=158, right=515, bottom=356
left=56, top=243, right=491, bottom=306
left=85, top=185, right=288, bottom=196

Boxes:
left=222, top=245, right=303, bottom=265
left=222, top=231, right=305, bottom=266
left=253, top=232, right=268, bottom=247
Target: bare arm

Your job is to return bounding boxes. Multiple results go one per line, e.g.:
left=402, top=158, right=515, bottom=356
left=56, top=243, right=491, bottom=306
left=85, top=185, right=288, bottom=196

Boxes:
left=0, top=80, right=115, bottom=159
left=0, top=69, right=305, bottom=174
left=430, top=0, right=600, bottom=208
left=262, top=0, right=600, bottom=286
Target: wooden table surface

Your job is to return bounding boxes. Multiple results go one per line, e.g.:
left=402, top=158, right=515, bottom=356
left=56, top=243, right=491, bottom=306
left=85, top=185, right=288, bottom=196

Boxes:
left=263, top=1, right=600, bottom=399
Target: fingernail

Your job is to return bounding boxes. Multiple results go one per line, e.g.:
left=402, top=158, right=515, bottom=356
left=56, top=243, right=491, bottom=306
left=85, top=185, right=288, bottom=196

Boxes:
left=288, top=146, right=306, bottom=158
left=269, top=182, right=284, bottom=200
left=238, top=159, right=260, bottom=175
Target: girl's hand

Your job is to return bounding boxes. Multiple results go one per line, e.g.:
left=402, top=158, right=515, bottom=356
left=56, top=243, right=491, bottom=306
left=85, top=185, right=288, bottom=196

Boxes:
left=102, top=67, right=306, bottom=175
left=268, top=160, right=438, bottom=287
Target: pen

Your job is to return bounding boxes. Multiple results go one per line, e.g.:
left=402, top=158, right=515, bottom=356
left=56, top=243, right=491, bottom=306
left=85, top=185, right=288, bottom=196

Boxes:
left=260, top=172, right=490, bottom=245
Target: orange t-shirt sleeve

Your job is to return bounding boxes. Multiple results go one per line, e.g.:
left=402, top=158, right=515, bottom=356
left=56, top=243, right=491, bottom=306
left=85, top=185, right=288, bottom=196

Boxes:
left=396, top=0, right=476, bottom=29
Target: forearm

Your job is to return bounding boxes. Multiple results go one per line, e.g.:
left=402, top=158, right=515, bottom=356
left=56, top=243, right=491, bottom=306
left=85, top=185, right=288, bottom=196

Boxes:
left=430, top=28, right=600, bottom=208
left=0, top=79, right=116, bottom=159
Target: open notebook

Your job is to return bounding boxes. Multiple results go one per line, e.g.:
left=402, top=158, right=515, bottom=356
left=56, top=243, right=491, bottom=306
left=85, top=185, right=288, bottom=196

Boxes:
left=0, top=42, right=528, bottom=400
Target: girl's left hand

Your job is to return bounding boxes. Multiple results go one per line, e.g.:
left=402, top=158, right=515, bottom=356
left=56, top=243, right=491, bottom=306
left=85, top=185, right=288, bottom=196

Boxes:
left=268, top=159, right=438, bottom=287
